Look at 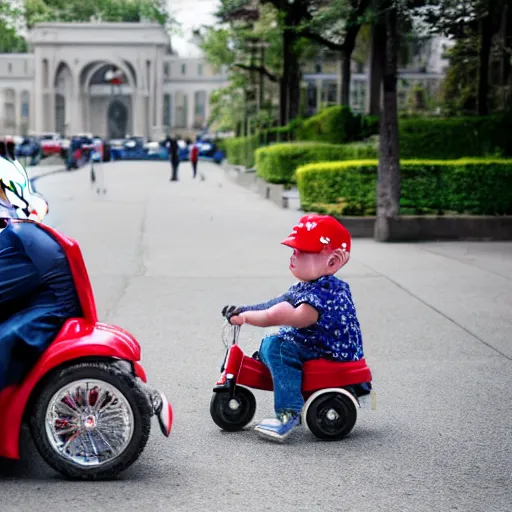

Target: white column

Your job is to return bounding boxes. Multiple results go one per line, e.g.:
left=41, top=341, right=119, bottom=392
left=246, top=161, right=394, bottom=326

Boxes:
left=47, top=89, right=56, bottom=133
left=130, top=59, right=140, bottom=137
left=187, top=90, right=195, bottom=132
left=82, top=92, right=89, bottom=133
left=134, top=86, right=146, bottom=137
left=14, top=90, right=20, bottom=136
left=154, top=50, right=163, bottom=139
left=147, top=58, right=154, bottom=140
left=205, top=90, right=211, bottom=125
left=34, top=54, right=44, bottom=133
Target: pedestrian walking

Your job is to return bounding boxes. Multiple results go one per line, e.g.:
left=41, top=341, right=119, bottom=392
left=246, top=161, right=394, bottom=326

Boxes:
left=91, top=138, right=106, bottom=195
left=190, top=142, right=199, bottom=179
left=166, top=135, right=180, bottom=181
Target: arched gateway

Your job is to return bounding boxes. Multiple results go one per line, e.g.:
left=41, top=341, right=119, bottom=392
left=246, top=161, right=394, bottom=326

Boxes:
left=29, top=22, right=169, bottom=140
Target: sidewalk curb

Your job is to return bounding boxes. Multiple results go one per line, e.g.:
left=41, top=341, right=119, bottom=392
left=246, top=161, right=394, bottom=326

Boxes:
left=222, top=162, right=300, bottom=210
left=27, top=166, right=68, bottom=192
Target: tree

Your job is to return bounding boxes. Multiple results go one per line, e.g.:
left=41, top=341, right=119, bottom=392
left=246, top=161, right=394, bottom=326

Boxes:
left=415, top=0, right=511, bottom=115
left=297, top=0, right=372, bottom=106
left=198, top=2, right=283, bottom=131
left=24, top=0, right=173, bottom=28
left=0, top=1, right=28, bottom=52
left=374, top=0, right=401, bottom=241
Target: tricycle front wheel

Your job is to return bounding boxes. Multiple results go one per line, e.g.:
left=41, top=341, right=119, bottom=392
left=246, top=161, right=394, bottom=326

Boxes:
left=210, top=387, right=256, bottom=431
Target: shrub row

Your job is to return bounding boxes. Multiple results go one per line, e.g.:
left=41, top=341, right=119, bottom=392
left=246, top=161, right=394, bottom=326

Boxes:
left=294, top=106, right=378, bottom=144
left=224, top=134, right=259, bottom=168
left=224, top=106, right=379, bottom=166
left=255, top=142, right=378, bottom=184
left=399, top=115, right=512, bottom=159
left=296, top=159, right=512, bottom=216
left=224, top=110, right=512, bottom=167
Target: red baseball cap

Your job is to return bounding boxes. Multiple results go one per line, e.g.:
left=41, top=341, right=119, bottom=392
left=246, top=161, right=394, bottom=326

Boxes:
left=281, top=214, right=352, bottom=253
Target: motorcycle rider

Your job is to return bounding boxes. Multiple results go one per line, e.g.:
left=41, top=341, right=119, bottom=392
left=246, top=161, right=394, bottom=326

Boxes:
left=1, top=138, right=49, bottom=221
left=0, top=158, right=81, bottom=390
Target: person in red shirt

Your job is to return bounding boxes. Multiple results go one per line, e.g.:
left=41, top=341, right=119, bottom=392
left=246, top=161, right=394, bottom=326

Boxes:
left=190, top=142, right=199, bottom=179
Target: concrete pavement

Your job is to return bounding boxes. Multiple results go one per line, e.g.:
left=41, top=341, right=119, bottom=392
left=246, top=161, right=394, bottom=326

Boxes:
left=1, top=160, right=511, bottom=512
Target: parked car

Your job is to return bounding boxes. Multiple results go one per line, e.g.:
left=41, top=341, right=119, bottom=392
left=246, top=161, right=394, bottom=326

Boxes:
left=39, top=133, right=62, bottom=157
left=15, top=137, right=42, bottom=165
left=66, top=135, right=94, bottom=170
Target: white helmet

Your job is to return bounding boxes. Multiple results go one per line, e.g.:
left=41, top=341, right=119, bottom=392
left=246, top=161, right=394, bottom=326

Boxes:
left=0, top=156, right=28, bottom=217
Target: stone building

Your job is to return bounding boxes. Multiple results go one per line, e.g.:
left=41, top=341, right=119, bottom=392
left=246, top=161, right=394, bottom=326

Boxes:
left=0, top=21, right=448, bottom=140
left=0, top=22, right=228, bottom=140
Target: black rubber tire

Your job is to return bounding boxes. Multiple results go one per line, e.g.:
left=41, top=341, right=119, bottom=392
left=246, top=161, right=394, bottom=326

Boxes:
left=30, top=361, right=151, bottom=480
left=305, top=392, right=357, bottom=441
left=210, top=387, right=256, bottom=431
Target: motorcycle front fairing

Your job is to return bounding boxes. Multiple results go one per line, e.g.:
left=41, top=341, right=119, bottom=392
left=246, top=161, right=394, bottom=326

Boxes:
left=0, top=221, right=172, bottom=460
left=0, top=318, right=173, bottom=459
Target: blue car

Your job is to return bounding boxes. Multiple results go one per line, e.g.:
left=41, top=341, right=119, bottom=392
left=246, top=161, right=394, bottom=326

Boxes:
left=15, top=137, right=41, bottom=165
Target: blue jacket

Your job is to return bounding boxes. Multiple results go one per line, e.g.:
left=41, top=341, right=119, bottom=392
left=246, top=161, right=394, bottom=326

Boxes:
left=0, top=220, right=81, bottom=388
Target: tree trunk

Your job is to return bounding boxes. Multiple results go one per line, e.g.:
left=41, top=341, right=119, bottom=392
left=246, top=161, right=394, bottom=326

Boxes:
left=340, top=50, right=351, bottom=106
left=288, top=55, right=302, bottom=121
left=280, top=9, right=302, bottom=124
left=477, top=6, right=493, bottom=116
left=499, top=3, right=511, bottom=109
left=340, top=25, right=361, bottom=106
left=279, top=77, right=288, bottom=126
left=368, top=21, right=386, bottom=116
left=374, top=4, right=400, bottom=242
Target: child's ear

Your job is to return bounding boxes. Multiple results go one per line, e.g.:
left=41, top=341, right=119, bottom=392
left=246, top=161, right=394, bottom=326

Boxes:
left=328, top=249, right=349, bottom=271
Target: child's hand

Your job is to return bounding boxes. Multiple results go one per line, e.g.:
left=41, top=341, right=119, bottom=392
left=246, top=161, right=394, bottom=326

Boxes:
left=222, top=305, right=241, bottom=321
left=229, top=314, right=246, bottom=326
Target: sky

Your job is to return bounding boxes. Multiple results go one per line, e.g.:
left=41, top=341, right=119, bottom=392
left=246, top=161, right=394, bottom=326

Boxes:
left=167, top=0, right=219, bottom=57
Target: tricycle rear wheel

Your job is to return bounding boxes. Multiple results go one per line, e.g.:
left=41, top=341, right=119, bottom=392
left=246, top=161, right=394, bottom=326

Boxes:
left=304, top=391, right=357, bottom=441
left=210, top=387, right=256, bottom=431
left=30, top=361, right=151, bottom=480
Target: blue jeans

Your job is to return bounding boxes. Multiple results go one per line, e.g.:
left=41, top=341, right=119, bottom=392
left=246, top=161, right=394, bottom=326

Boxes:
left=259, top=335, right=320, bottom=415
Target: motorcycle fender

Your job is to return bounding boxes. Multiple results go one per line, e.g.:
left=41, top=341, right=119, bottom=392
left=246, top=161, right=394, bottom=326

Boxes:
left=0, top=321, right=142, bottom=460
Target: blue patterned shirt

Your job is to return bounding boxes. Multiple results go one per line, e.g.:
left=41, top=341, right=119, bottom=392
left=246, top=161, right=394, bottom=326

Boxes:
left=240, top=275, right=364, bottom=361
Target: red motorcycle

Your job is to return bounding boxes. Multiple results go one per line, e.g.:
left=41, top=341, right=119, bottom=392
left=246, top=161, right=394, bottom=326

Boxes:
left=0, top=220, right=173, bottom=479
left=210, top=324, right=374, bottom=440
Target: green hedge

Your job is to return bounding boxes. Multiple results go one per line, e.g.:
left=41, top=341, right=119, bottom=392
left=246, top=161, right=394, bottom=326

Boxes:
left=255, top=142, right=378, bottom=185
left=399, top=115, right=512, bottom=159
left=224, top=134, right=259, bottom=167
left=294, top=106, right=364, bottom=144
left=224, top=112, right=512, bottom=168
left=297, top=159, right=512, bottom=216
left=223, top=108, right=378, bottom=166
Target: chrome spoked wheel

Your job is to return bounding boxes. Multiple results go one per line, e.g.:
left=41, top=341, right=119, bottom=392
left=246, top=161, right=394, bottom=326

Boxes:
left=31, top=362, right=151, bottom=480
left=45, top=379, right=135, bottom=467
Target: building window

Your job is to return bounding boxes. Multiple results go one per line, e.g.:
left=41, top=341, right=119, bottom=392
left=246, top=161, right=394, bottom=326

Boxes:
left=8, top=63, right=12, bottom=73
left=43, top=59, right=49, bottom=88
left=194, top=90, right=206, bottom=128
left=181, top=63, right=186, bottom=75
left=198, top=63, right=203, bottom=76
left=21, top=90, right=29, bottom=118
left=163, top=93, right=171, bottom=128
left=175, top=92, right=188, bottom=128
left=164, top=62, right=169, bottom=78
left=146, top=60, right=151, bottom=90
left=4, top=88, right=16, bottom=130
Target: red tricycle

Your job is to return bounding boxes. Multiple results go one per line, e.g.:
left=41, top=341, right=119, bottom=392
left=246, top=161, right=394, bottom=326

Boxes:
left=210, top=324, right=374, bottom=440
left=0, top=220, right=173, bottom=480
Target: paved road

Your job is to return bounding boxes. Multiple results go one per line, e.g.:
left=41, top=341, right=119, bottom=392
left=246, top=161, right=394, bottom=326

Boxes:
left=1, top=160, right=511, bottom=512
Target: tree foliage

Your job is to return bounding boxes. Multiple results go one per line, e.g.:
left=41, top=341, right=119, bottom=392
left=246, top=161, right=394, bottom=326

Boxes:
left=24, top=0, right=172, bottom=28
left=0, top=1, right=28, bottom=52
